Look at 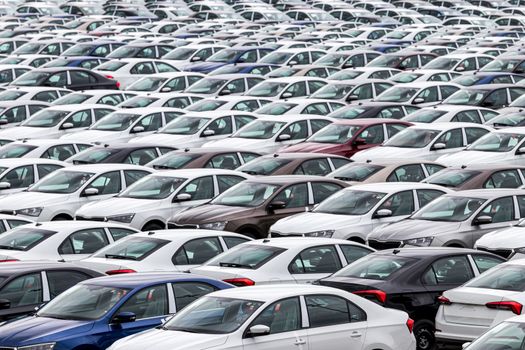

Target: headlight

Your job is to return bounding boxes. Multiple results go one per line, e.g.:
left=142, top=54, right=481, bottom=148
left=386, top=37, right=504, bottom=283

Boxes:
left=404, top=236, right=433, bottom=247
left=16, top=207, right=43, bottom=217
left=305, top=230, right=335, bottom=238
left=106, top=214, right=135, bottom=223
left=200, top=221, right=227, bottom=231
left=18, top=343, right=56, bottom=350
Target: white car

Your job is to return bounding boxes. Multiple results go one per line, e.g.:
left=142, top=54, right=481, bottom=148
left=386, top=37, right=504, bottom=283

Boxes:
left=0, top=100, right=50, bottom=128
left=161, top=44, right=227, bottom=69
left=76, top=229, right=252, bottom=273
left=0, top=104, right=116, bottom=140
left=0, top=164, right=152, bottom=221
left=474, top=219, right=525, bottom=259
left=203, top=114, right=334, bottom=154
left=117, top=92, right=203, bottom=109
left=372, top=82, right=461, bottom=106
left=0, top=139, right=91, bottom=160
left=389, top=70, right=461, bottom=84
left=0, top=221, right=139, bottom=262
left=0, top=54, right=54, bottom=68
left=185, top=95, right=271, bottom=113
left=0, top=213, right=32, bottom=233
left=437, top=127, right=525, bottom=167
left=259, top=48, right=327, bottom=66
left=75, top=169, right=251, bottom=230
left=245, top=76, right=327, bottom=100
left=403, top=105, right=499, bottom=124
left=125, top=72, right=205, bottom=93
left=255, top=98, right=344, bottom=116
left=108, top=284, right=416, bottom=350
left=130, top=111, right=257, bottom=147
left=51, top=90, right=136, bottom=107
left=435, top=259, right=525, bottom=346
left=457, top=315, right=525, bottom=350
left=352, top=123, right=493, bottom=162
left=93, top=58, right=179, bottom=89
left=328, top=67, right=401, bottom=81
left=422, top=53, right=494, bottom=72
left=0, top=86, right=71, bottom=103
left=61, top=107, right=182, bottom=143
left=0, top=158, right=65, bottom=197
left=184, top=74, right=265, bottom=97
left=269, top=183, right=451, bottom=242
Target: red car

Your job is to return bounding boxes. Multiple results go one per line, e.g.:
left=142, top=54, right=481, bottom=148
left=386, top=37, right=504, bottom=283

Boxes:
left=281, top=118, right=412, bottom=158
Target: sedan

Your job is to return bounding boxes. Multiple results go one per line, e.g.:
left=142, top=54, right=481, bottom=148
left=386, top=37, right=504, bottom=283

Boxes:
left=0, top=139, right=90, bottom=161
left=147, top=148, right=261, bottom=170
left=125, top=72, right=204, bottom=93
left=458, top=317, right=525, bottom=350
left=10, top=67, right=119, bottom=90
left=444, top=84, right=525, bottom=110
left=67, top=144, right=176, bottom=166
left=373, top=82, right=460, bottom=106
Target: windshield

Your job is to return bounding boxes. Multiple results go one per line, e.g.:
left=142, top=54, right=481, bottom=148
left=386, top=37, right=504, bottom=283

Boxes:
left=127, top=77, right=167, bottom=92
left=120, top=96, right=158, bottom=108
left=119, top=175, right=186, bottom=200
left=186, top=100, right=226, bottom=112
left=38, top=284, right=129, bottom=321
left=207, top=244, right=286, bottom=269
left=268, top=67, right=299, bottom=78
left=62, top=44, right=95, bottom=56
left=482, top=59, right=522, bottom=72
left=95, top=236, right=169, bottom=260
left=453, top=76, right=483, bottom=86
left=256, top=102, right=296, bottom=115
left=390, top=72, right=422, bottom=83
left=247, top=82, right=288, bottom=97
left=260, top=52, right=293, bottom=65
left=315, top=54, right=347, bottom=67
left=329, top=106, right=367, bottom=120
left=307, top=124, right=360, bottom=144
left=424, top=58, right=460, bottom=70
left=0, top=144, right=37, bottom=158
left=314, top=189, right=386, bottom=215
left=160, top=116, right=209, bottom=135
left=466, top=264, right=524, bottom=291
left=107, top=46, right=140, bottom=59
left=404, top=109, right=447, bottom=123
left=69, top=148, right=119, bottom=164
left=411, top=195, right=485, bottom=222
left=0, top=90, right=26, bottom=101
left=445, top=89, right=488, bottom=105
left=207, top=49, right=243, bottom=63
left=375, top=87, right=419, bottom=102
left=163, top=47, right=196, bottom=60
left=384, top=128, right=440, bottom=148
left=329, top=70, right=364, bottom=81
left=332, top=255, right=415, bottom=280
left=466, top=321, right=525, bottom=350
left=13, top=43, right=44, bottom=55
left=212, top=182, right=279, bottom=207
left=29, top=170, right=94, bottom=193
left=11, top=71, right=51, bottom=86
left=186, top=78, right=227, bottom=94
left=468, top=132, right=525, bottom=152
left=164, top=296, right=263, bottom=334
left=424, top=169, right=481, bottom=187
left=0, top=228, right=55, bottom=251
left=96, top=61, right=126, bottom=72
left=368, top=55, right=403, bottom=68
left=53, top=93, right=92, bottom=105
left=22, top=109, right=69, bottom=127
left=330, top=163, right=385, bottom=182
left=234, top=120, right=285, bottom=139
left=237, top=158, right=291, bottom=176
left=312, top=83, right=355, bottom=99
left=491, top=113, right=525, bottom=127
left=92, top=113, right=140, bottom=131
left=149, top=153, right=200, bottom=170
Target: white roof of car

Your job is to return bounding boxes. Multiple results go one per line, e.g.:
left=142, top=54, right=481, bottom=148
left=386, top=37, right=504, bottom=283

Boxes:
left=149, top=168, right=249, bottom=178
left=16, top=220, right=138, bottom=231
left=208, top=284, right=348, bottom=301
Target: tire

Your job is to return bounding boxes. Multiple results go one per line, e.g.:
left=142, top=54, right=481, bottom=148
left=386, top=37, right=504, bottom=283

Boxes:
left=142, top=222, right=164, bottom=231
left=414, top=320, right=435, bottom=350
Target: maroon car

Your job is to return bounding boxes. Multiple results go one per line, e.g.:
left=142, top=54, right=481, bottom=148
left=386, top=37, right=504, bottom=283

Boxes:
left=281, top=118, right=412, bottom=157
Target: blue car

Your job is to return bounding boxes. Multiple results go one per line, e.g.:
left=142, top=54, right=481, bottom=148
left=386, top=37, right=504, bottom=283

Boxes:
left=184, top=46, right=274, bottom=73
left=0, top=273, right=233, bottom=350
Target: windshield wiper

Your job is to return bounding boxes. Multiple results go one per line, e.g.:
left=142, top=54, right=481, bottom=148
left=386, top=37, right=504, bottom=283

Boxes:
left=219, top=262, right=254, bottom=269
left=105, top=254, right=138, bottom=260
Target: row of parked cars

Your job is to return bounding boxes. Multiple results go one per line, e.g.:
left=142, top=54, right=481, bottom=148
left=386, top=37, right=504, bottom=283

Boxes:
left=2, top=0, right=525, bottom=349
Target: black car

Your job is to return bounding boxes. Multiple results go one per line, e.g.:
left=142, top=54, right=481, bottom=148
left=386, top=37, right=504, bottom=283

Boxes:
left=66, top=143, right=177, bottom=165
left=318, top=248, right=505, bottom=350
left=328, top=101, right=420, bottom=119
left=9, top=67, right=119, bottom=91
left=0, top=262, right=102, bottom=321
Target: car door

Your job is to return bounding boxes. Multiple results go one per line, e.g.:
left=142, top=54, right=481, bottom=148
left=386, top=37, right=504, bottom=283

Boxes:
left=371, top=190, right=416, bottom=231
left=0, top=165, right=35, bottom=195
left=81, top=170, right=123, bottom=204
left=200, top=116, right=234, bottom=143
left=172, top=175, right=215, bottom=214
left=289, top=245, right=343, bottom=284
left=58, top=227, right=110, bottom=261
left=428, top=128, right=465, bottom=160
left=469, top=196, right=517, bottom=246
left=172, top=237, right=224, bottom=270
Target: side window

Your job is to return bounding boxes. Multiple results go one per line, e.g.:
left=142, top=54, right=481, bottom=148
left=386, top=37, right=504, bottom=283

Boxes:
left=58, top=228, right=109, bottom=254
left=180, top=176, right=214, bottom=200
left=358, top=124, right=384, bottom=144
left=223, top=236, right=250, bottom=249
left=138, top=113, right=162, bottom=132
left=238, top=50, right=258, bottom=63
left=98, top=94, right=123, bottom=106
left=386, top=164, right=425, bottom=182
left=330, top=157, right=351, bottom=169
left=108, top=227, right=136, bottom=241
left=294, top=158, right=331, bottom=176
left=440, top=85, right=459, bottom=99
left=465, top=127, right=489, bottom=145
left=479, top=197, right=515, bottom=223
left=380, top=107, right=405, bottom=120
left=249, top=297, right=301, bottom=334
left=386, top=123, right=407, bottom=137
left=370, top=70, right=391, bottom=79
left=232, top=101, right=258, bottom=112
left=310, top=119, right=331, bottom=133
left=289, top=245, right=341, bottom=274
left=377, top=190, right=415, bottom=216
left=241, top=152, right=260, bottom=163
left=206, top=154, right=241, bottom=170
left=46, top=270, right=91, bottom=298
left=80, top=59, right=100, bottom=70
left=93, top=44, right=109, bottom=56
left=422, top=256, right=474, bottom=285
left=172, top=282, right=216, bottom=311
left=205, top=117, right=233, bottom=136
left=484, top=170, right=522, bottom=188
left=116, top=284, right=168, bottom=320
left=247, top=78, right=262, bottom=89
left=130, top=62, right=155, bottom=75
left=312, top=182, right=342, bottom=203
left=339, top=245, right=372, bottom=264
left=28, top=104, right=47, bottom=115
left=308, top=81, right=326, bottom=94
left=70, top=71, right=96, bottom=85
left=124, top=170, right=150, bottom=187
left=457, top=58, right=476, bottom=71
left=64, top=110, right=91, bottom=128
left=303, top=103, right=329, bottom=115
left=1, top=165, right=34, bottom=189
left=483, top=89, right=507, bottom=109
left=305, top=295, right=366, bottom=327
left=172, top=237, right=223, bottom=265
left=415, top=86, right=438, bottom=103
left=86, top=171, right=121, bottom=195
left=224, top=79, right=246, bottom=94
left=6, top=220, right=29, bottom=230
left=417, top=189, right=445, bottom=207
left=493, top=76, right=513, bottom=84
left=434, top=129, right=463, bottom=149
left=292, top=52, right=309, bottom=65
left=350, top=83, right=373, bottom=100
left=281, top=120, right=308, bottom=140
left=452, top=111, right=482, bottom=124
left=136, top=47, right=155, bottom=58
left=125, top=148, right=157, bottom=165
left=283, top=82, right=307, bottom=98
left=273, top=183, right=309, bottom=208
left=93, top=109, right=114, bottom=121
left=0, top=273, right=42, bottom=307
left=217, top=175, right=245, bottom=192
left=42, top=144, right=76, bottom=161
left=472, top=255, right=502, bottom=273
left=45, top=72, right=67, bottom=87
left=234, top=115, right=255, bottom=129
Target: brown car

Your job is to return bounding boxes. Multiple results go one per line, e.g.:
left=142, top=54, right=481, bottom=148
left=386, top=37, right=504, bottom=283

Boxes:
left=236, top=152, right=351, bottom=176
left=422, top=165, right=525, bottom=190
left=146, top=148, right=262, bottom=170
left=167, top=175, right=348, bottom=238
left=328, top=160, right=446, bottom=184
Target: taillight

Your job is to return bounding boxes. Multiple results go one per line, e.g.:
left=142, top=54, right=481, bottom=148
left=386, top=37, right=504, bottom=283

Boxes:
left=223, top=278, right=255, bottom=287
left=106, top=269, right=136, bottom=275
left=406, top=318, right=414, bottom=333
left=116, top=81, right=120, bottom=88
left=486, top=301, right=523, bottom=315
left=105, top=75, right=114, bottom=79
left=0, top=259, right=18, bottom=263
left=354, top=289, right=387, bottom=304
left=437, top=296, right=452, bottom=305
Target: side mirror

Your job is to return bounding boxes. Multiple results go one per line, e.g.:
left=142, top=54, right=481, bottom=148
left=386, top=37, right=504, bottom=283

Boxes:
left=247, top=324, right=270, bottom=337
left=61, top=122, right=74, bottom=130
left=455, top=66, right=465, bottom=72
left=413, top=97, right=425, bottom=104
left=347, top=95, right=359, bottom=101
left=288, top=60, right=298, bottom=66
left=281, top=92, right=293, bottom=99
left=132, top=125, right=145, bottom=133
left=517, top=147, right=525, bottom=154
left=277, top=134, right=291, bottom=141
left=83, top=187, right=99, bottom=196
left=473, top=215, right=493, bottom=225
left=174, top=193, right=191, bottom=202
left=202, top=129, right=215, bottom=137
left=190, top=56, right=202, bottom=62
left=160, top=87, right=172, bottom=92
left=0, top=182, right=10, bottom=189
left=374, top=208, right=392, bottom=218
left=268, top=200, right=286, bottom=211
left=353, top=138, right=367, bottom=146
left=0, top=119, right=8, bottom=125
left=462, top=342, right=471, bottom=349
left=112, top=311, right=136, bottom=324
left=219, top=89, right=232, bottom=96
left=432, top=143, right=446, bottom=150
left=0, top=298, right=10, bottom=310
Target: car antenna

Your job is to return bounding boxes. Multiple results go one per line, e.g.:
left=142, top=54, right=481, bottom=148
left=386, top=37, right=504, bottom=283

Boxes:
left=148, top=231, right=155, bottom=235
left=393, top=249, right=400, bottom=254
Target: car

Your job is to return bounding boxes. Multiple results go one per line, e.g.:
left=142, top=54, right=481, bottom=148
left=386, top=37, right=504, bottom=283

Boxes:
left=107, top=284, right=416, bottom=350
left=313, top=50, right=382, bottom=69
left=116, top=92, right=202, bottom=109
left=0, top=139, right=91, bottom=160
left=125, top=72, right=205, bottom=93
left=318, top=248, right=504, bottom=350
left=42, top=56, right=110, bottom=70
left=328, top=66, right=400, bottom=81
left=0, top=163, right=152, bottom=221
left=107, top=43, right=175, bottom=59
left=435, top=259, right=525, bottom=347
left=421, top=53, right=494, bottom=72
left=245, top=76, right=326, bottom=100
left=444, top=84, right=525, bottom=110
left=75, top=168, right=251, bottom=230
left=388, top=69, right=461, bottom=84
left=0, top=64, right=32, bottom=85
left=0, top=261, right=102, bottom=320
left=257, top=48, right=326, bottom=67
left=10, top=67, right=119, bottom=90
left=0, top=86, right=71, bottom=103
left=66, top=143, right=176, bottom=165
left=457, top=316, right=525, bottom=350
left=184, top=46, right=273, bottom=73
left=255, top=98, right=344, bottom=116
left=403, top=105, right=499, bottom=123
left=282, top=119, right=411, bottom=157
left=60, top=41, right=125, bottom=57
left=475, top=218, right=525, bottom=259
left=328, top=101, right=420, bottom=120
left=184, top=74, right=264, bottom=97
left=352, top=123, right=492, bottom=162
left=168, top=175, right=347, bottom=238
left=161, top=44, right=227, bottom=70
left=0, top=158, right=65, bottom=196
left=480, top=55, right=525, bottom=73
left=51, top=90, right=135, bottom=106
left=452, top=72, right=525, bottom=86
left=367, top=51, right=438, bottom=70
left=270, top=182, right=451, bottom=242
left=0, top=273, right=232, bottom=350
left=147, top=148, right=262, bottom=170
left=0, top=54, right=54, bottom=68
left=76, top=229, right=252, bottom=273
left=185, top=96, right=271, bottom=113
left=11, top=39, right=75, bottom=57
left=191, top=237, right=374, bottom=285
left=373, top=82, right=461, bottom=106
left=0, top=100, right=49, bottom=127
left=367, top=189, right=525, bottom=249
left=310, top=79, right=394, bottom=102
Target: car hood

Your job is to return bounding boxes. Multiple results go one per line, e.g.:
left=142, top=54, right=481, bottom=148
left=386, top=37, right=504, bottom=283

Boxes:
left=283, top=142, right=344, bottom=153
left=172, top=204, right=254, bottom=224
left=351, top=146, right=425, bottom=161
left=475, top=226, right=524, bottom=249
left=0, top=316, right=94, bottom=345
left=77, top=197, right=163, bottom=217
left=203, top=138, right=272, bottom=151
left=61, top=130, right=124, bottom=142
left=0, top=191, right=70, bottom=210
left=368, top=219, right=462, bottom=241
left=130, top=133, right=194, bottom=145
left=437, top=150, right=508, bottom=167
left=111, top=328, right=228, bottom=350
left=272, top=212, right=363, bottom=233
left=0, top=126, right=54, bottom=139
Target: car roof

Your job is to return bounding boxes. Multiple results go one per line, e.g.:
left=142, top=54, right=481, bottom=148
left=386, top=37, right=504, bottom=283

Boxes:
left=371, top=247, right=482, bottom=258
left=19, top=220, right=137, bottom=231
left=447, top=188, right=525, bottom=198
left=246, top=175, right=341, bottom=185
left=0, top=261, right=91, bottom=275
left=82, top=272, right=223, bottom=288
left=149, top=168, right=247, bottom=177
left=207, top=284, right=349, bottom=301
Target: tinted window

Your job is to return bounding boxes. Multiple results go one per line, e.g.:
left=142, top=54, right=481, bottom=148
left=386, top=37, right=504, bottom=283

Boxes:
left=172, top=282, right=216, bottom=311
left=249, top=297, right=301, bottom=334
left=484, top=170, right=521, bottom=188
left=339, top=245, right=372, bottom=264
left=312, top=182, right=343, bottom=203
left=117, top=284, right=168, bottom=319
left=386, top=164, right=425, bottom=182
left=377, top=190, right=414, bottom=216
left=289, top=245, right=341, bottom=274
left=479, top=197, right=514, bottom=223
left=223, top=236, right=249, bottom=249
left=108, top=227, right=136, bottom=241
left=1, top=165, right=34, bottom=189
left=206, top=154, right=240, bottom=170
left=47, top=270, right=91, bottom=298
left=37, top=164, right=62, bottom=178
left=294, top=158, right=331, bottom=176
left=273, top=183, right=308, bottom=208
left=217, top=175, right=244, bottom=193
left=173, top=237, right=223, bottom=265
left=306, top=295, right=364, bottom=327
left=472, top=254, right=503, bottom=273
left=422, top=255, right=474, bottom=285
left=58, top=228, right=108, bottom=254
left=124, top=170, right=150, bottom=187
left=417, top=189, right=445, bottom=207
left=0, top=273, right=42, bottom=307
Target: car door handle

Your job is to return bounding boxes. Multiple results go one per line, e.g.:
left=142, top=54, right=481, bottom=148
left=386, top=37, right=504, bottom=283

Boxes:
left=294, top=339, right=307, bottom=345
left=350, top=331, right=362, bottom=338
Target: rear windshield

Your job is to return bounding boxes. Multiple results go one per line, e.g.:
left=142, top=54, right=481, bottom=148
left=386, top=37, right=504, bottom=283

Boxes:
left=0, top=228, right=56, bottom=251
left=466, top=264, right=525, bottom=291
left=424, top=169, right=481, bottom=187
left=206, top=244, right=286, bottom=270
left=333, top=255, right=416, bottom=280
